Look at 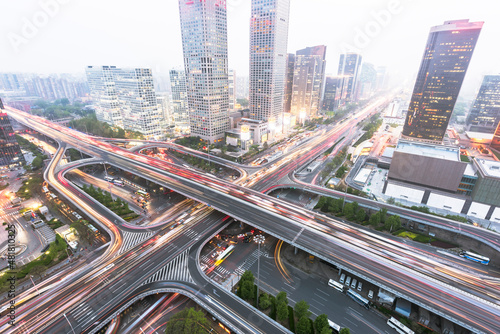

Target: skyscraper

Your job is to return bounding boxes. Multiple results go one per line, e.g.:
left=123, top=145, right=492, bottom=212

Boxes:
left=337, top=53, right=362, bottom=103
left=466, top=75, right=500, bottom=134
left=86, top=66, right=123, bottom=128
left=114, top=68, right=162, bottom=139
left=283, top=53, right=295, bottom=114
left=0, top=99, right=25, bottom=167
left=491, top=122, right=500, bottom=152
left=86, top=66, right=163, bottom=139
left=178, top=0, right=229, bottom=143
left=402, top=19, right=483, bottom=143
left=169, top=69, right=189, bottom=130
left=249, top=0, right=290, bottom=122
left=290, top=46, right=327, bottom=120
left=322, top=76, right=348, bottom=111
left=228, top=69, right=236, bottom=111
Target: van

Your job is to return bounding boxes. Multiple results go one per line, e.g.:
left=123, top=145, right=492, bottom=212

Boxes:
left=49, top=193, right=57, bottom=199
left=339, top=274, right=345, bottom=284
left=357, top=282, right=363, bottom=291
left=351, top=279, right=357, bottom=289
left=345, top=276, right=351, bottom=286
left=368, top=290, right=374, bottom=299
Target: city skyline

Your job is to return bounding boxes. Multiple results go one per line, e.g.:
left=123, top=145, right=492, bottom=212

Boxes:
left=1, top=1, right=499, bottom=98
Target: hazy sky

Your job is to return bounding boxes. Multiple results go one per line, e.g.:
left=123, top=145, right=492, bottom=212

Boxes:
left=1, top=0, right=499, bottom=97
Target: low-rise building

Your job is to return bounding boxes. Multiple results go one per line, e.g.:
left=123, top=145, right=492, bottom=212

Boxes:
left=471, top=159, right=500, bottom=207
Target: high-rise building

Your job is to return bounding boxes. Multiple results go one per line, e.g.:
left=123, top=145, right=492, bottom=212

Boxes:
left=322, top=76, right=348, bottom=111
left=249, top=0, right=290, bottom=122
left=228, top=69, right=236, bottom=111
left=337, top=53, right=362, bottom=103
left=375, top=66, right=388, bottom=91
left=86, top=66, right=123, bottom=128
left=86, top=66, right=163, bottom=139
left=113, top=68, right=162, bottom=139
left=283, top=53, right=295, bottom=114
left=169, top=69, right=190, bottom=130
left=402, top=19, right=483, bottom=143
left=0, top=99, right=25, bottom=167
left=466, top=75, right=500, bottom=134
left=290, top=46, right=327, bottom=120
left=491, top=122, right=500, bottom=152
left=178, top=0, right=229, bottom=143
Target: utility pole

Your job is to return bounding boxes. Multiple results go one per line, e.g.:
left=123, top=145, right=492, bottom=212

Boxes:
left=254, top=235, right=265, bottom=307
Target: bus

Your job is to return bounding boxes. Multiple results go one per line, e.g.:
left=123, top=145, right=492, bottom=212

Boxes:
left=460, top=251, right=489, bottom=265
left=328, top=279, right=344, bottom=292
left=327, top=320, right=342, bottom=333
left=104, top=176, right=114, bottom=182
left=113, top=179, right=124, bottom=186
left=214, top=245, right=235, bottom=266
left=387, top=317, right=414, bottom=334
left=347, top=289, right=370, bottom=309
left=135, top=190, right=150, bottom=199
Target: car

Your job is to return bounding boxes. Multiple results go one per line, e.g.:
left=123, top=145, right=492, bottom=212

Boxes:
left=368, top=290, right=374, bottom=299
left=339, top=273, right=345, bottom=284
left=357, top=282, right=363, bottom=291
left=351, top=279, right=357, bottom=289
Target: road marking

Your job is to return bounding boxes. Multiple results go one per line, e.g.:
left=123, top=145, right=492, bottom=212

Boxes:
left=313, top=292, right=328, bottom=301
left=291, top=227, right=304, bottom=244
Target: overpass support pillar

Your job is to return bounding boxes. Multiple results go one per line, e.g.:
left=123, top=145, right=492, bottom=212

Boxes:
left=339, top=268, right=342, bottom=276
left=294, top=247, right=298, bottom=255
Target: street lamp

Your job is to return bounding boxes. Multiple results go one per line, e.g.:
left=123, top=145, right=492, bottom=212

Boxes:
left=254, top=234, right=265, bottom=307
left=63, top=313, right=77, bottom=334
left=30, top=275, right=40, bottom=296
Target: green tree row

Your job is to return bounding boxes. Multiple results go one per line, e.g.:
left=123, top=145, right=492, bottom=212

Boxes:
left=81, top=184, right=137, bottom=219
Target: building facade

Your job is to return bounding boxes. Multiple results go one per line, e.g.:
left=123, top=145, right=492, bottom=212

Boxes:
left=402, top=20, right=483, bottom=143
left=471, top=159, right=500, bottom=206
left=178, top=0, right=229, bottom=143
left=229, top=69, right=236, bottom=111
left=113, top=68, right=162, bottom=139
left=322, top=76, right=348, bottom=111
left=283, top=53, right=295, bottom=114
left=0, top=101, right=25, bottom=167
left=86, top=66, right=163, bottom=139
left=337, top=53, right=362, bottom=103
left=466, top=75, right=500, bottom=134
left=85, top=66, right=123, bottom=128
left=249, top=0, right=290, bottom=122
left=169, top=69, right=190, bottom=131
left=290, top=45, right=327, bottom=120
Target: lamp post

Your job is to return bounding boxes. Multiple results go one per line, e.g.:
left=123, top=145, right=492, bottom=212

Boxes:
left=103, top=163, right=113, bottom=199
left=63, top=313, right=77, bottom=334
left=30, top=275, right=40, bottom=296
left=254, top=234, right=265, bottom=307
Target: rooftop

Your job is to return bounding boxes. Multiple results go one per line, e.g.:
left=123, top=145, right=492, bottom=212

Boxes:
left=395, top=140, right=460, bottom=162
left=474, top=159, right=500, bottom=179
left=464, top=163, right=476, bottom=177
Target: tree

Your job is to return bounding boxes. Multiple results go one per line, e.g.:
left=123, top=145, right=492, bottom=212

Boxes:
left=240, top=280, right=254, bottom=300
left=339, top=328, right=351, bottom=334
left=369, top=212, right=381, bottom=226
left=259, top=293, right=271, bottom=310
left=276, top=301, right=289, bottom=322
left=165, top=307, right=209, bottom=334
left=294, top=300, right=311, bottom=319
left=296, top=316, right=312, bottom=334
left=31, top=156, right=43, bottom=170
left=276, top=291, right=288, bottom=305
left=387, top=197, right=396, bottom=205
left=320, top=328, right=333, bottom=334
left=240, top=270, right=254, bottom=284
left=380, top=208, right=388, bottom=223
left=314, top=314, right=329, bottom=333
left=385, top=215, right=401, bottom=231
left=356, top=208, right=366, bottom=222
left=263, top=142, right=269, bottom=150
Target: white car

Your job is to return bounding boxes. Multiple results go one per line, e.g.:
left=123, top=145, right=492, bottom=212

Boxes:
left=368, top=290, right=374, bottom=299
left=339, top=273, right=345, bottom=284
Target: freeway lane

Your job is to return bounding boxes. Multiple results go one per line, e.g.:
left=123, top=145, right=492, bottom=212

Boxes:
left=6, top=107, right=500, bottom=333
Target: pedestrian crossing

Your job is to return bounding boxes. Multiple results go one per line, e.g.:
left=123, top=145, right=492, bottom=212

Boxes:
left=143, top=248, right=193, bottom=284
left=70, top=301, right=96, bottom=325
left=119, top=231, right=155, bottom=255
left=235, top=249, right=266, bottom=276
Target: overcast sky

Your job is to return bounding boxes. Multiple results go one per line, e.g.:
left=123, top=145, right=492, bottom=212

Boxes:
left=1, top=0, right=499, bottom=98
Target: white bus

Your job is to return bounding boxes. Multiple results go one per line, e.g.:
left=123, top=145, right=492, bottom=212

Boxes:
left=113, top=179, right=124, bottom=187
left=387, top=317, right=414, bottom=334
left=328, top=279, right=344, bottom=292
left=104, top=176, right=114, bottom=182
left=347, top=289, right=370, bottom=309
left=459, top=251, right=490, bottom=265
left=327, top=320, right=342, bottom=333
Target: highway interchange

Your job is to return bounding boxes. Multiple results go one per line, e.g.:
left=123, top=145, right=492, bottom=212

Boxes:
left=1, top=103, right=500, bottom=334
